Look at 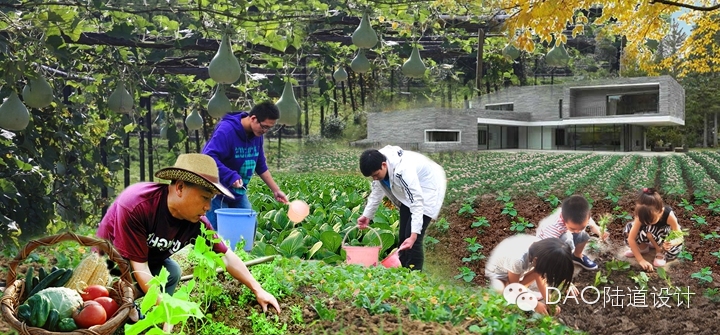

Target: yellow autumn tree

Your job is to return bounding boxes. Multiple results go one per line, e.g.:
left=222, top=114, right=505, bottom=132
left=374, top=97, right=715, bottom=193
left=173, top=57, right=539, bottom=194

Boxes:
left=484, top=0, right=720, bottom=77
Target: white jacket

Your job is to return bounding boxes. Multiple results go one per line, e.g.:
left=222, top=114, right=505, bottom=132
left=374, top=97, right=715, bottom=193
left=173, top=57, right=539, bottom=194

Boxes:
left=362, top=145, right=447, bottom=234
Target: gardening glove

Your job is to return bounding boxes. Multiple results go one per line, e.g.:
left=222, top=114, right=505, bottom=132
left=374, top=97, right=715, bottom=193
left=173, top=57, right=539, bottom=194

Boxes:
left=357, top=216, right=370, bottom=229
left=274, top=190, right=288, bottom=204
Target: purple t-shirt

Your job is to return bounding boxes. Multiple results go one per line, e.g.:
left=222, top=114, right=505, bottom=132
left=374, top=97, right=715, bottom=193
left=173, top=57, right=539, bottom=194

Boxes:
left=97, top=182, right=228, bottom=263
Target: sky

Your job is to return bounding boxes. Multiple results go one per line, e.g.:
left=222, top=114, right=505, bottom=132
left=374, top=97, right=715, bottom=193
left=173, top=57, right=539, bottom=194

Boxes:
left=671, top=8, right=693, bottom=34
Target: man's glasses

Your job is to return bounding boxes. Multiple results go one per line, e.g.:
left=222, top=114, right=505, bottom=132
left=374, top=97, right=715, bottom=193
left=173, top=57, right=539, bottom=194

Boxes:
left=255, top=118, right=275, bottom=131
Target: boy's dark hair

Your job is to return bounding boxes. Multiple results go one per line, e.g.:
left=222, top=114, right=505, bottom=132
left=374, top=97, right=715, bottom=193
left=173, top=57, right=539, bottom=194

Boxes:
left=635, top=187, right=666, bottom=227
left=529, top=238, right=574, bottom=288
left=249, top=101, right=280, bottom=122
left=359, top=149, right=386, bottom=177
left=561, top=195, right=590, bottom=225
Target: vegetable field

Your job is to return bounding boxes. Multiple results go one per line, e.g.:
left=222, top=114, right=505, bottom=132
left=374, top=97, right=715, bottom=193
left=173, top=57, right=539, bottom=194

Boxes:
left=3, top=149, right=720, bottom=335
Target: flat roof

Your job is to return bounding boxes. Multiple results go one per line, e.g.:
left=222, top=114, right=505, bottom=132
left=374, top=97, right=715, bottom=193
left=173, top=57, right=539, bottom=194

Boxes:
left=477, top=115, right=684, bottom=127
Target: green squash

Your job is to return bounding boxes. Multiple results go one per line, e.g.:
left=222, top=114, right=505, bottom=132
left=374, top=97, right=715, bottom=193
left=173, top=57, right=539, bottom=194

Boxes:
left=333, top=66, right=348, bottom=82
left=545, top=45, right=570, bottom=67
left=160, top=125, right=168, bottom=139
left=0, top=92, right=30, bottom=131
left=108, top=82, right=133, bottom=114
left=56, top=162, right=66, bottom=176
left=351, top=12, right=378, bottom=49
left=209, top=34, right=242, bottom=84
left=401, top=46, right=426, bottom=78
left=22, top=75, right=54, bottom=109
left=207, top=84, right=233, bottom=118
left=276, top=80, right=300, bottom=126
left=350, top=49, right=371, bottom=73
left=502, top=44, right=521, bottom=61
left=185, top=109, right=203, bottom=130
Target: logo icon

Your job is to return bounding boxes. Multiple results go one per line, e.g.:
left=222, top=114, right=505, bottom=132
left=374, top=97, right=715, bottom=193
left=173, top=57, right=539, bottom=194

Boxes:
left=502, top=283, right=539, bottom=312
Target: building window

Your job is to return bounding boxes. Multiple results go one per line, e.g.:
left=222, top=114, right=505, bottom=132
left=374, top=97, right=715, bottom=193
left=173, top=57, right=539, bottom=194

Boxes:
left=426, top=130, right=461, bottom=143
left=485, top=103, right=514, bottom=111
left=606, top=91, right=659, bottom=116
left=478, top=130, right=487, bottom=145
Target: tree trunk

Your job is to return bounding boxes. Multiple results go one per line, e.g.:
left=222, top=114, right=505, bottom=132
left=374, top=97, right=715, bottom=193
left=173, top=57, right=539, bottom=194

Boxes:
left=703, top=112, right=708, bottom=148
left=715, top=112, right=718, bottom=147
left=475, top=29, right=484, bottom=94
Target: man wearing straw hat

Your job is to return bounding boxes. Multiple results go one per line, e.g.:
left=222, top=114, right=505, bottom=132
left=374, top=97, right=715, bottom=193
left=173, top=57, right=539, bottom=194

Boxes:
left=97, top=153, right=281, bottom=317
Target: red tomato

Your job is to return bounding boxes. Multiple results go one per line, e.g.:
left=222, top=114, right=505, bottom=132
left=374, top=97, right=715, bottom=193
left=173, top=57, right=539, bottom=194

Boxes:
left=80, top=285, right=109, bottom=301
left=94, top=296, right=119, bottom=317
left=73, top=300, right=107, bottom=328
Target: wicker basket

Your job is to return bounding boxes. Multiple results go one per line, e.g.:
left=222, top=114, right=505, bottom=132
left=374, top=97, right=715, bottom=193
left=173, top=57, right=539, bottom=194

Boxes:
left=1, top=232, right=136, bottom=335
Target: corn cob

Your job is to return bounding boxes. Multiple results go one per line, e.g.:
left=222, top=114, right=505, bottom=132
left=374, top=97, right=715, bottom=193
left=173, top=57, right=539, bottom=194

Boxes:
left=64, top=252, right=102, bottom=291
left=86, top=257, right=111, bottom=287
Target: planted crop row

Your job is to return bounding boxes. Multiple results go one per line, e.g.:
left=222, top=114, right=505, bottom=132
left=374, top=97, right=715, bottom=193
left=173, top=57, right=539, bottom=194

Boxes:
left=485, top=153, right=583, bottom=193
left=688, top=151, right=720, bottom=187
left=510, top=153, right=593, bottom=193
left=483, top=153, right=583, bottom=193
left=555, top=154, right=619, bottom=197
left=658, top=155, right=687, bottom=198
left=444, top=152, right=563, bottom=199
left=676, top=154, right=720, bottom=196
left=592, top=155, right=636, bottom=195
left=625, top=156, right=658, bottom=191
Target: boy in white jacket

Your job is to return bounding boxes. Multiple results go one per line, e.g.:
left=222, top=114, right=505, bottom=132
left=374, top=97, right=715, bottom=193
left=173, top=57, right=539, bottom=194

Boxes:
left=357, top=145, right=446, bottom=270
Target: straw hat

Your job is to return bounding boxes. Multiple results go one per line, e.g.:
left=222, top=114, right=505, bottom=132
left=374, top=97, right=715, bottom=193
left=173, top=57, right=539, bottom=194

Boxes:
left=155, top=153, right=234, bottom=199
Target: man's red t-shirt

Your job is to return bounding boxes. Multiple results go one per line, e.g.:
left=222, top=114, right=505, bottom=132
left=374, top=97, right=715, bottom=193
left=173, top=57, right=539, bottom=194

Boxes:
left=97, top=182, right=228, bottom=264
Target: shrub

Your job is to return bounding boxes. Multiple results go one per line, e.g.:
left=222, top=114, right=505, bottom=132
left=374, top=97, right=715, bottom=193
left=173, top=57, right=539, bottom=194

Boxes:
left=322, top=116, right=346, bottom=139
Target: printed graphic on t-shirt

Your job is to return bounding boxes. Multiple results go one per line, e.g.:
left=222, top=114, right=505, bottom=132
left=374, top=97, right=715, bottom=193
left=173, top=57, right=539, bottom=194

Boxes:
left=234, top=146, right=260, bottom=185
left=147, top=232, right=183, bottom=255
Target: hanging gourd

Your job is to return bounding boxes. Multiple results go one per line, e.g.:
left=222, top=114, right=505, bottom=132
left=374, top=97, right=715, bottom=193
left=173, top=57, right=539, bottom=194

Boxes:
left=207, top=85, right=233, bottom=119
left=352, top=12, right=378, bottom=49
left=108, top=81, right=134, bottom=114
left=545, top=44, right=570, bottom=67
left=160, top=125, right=168, bottom=139
left=154, top=110, right=165, bottom=124
left=55, top=162, right=66, bottom=176
left=0, top=92, right=30, bottom=131
left=275, top=80, right=300, bottom=126
left=350, top=49, right=371, bottom=73
left=22, top=75, right=54, bottom=109
left=185, top=109, right=203, bottom=130
left=401, top=46, right=426, bottom=78
left=502, top=44, right=521, bottom=61
left=209, top=34, right=242, bottom=84
left=333, top=66, right=348, bottom=82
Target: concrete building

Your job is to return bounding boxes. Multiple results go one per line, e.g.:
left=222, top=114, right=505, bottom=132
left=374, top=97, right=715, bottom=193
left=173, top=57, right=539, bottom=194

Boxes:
left=356, top=76, right=685, bottom=152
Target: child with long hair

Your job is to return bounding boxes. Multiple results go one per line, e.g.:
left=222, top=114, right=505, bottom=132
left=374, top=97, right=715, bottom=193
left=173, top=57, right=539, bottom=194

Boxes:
left=623, top=187, right=684, bottom=271
left=485, top=234, right=575, bottom=315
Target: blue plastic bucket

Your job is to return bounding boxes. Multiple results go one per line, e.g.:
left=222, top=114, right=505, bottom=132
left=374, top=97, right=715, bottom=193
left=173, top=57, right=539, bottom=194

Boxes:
left=215, top=208, right=257, bottom=252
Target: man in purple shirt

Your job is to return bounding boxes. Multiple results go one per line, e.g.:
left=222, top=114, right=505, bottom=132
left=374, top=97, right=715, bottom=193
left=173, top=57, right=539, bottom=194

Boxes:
left=97, top=153, right=280, bottom=315
left=202, top=101, right=288, bottom=230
